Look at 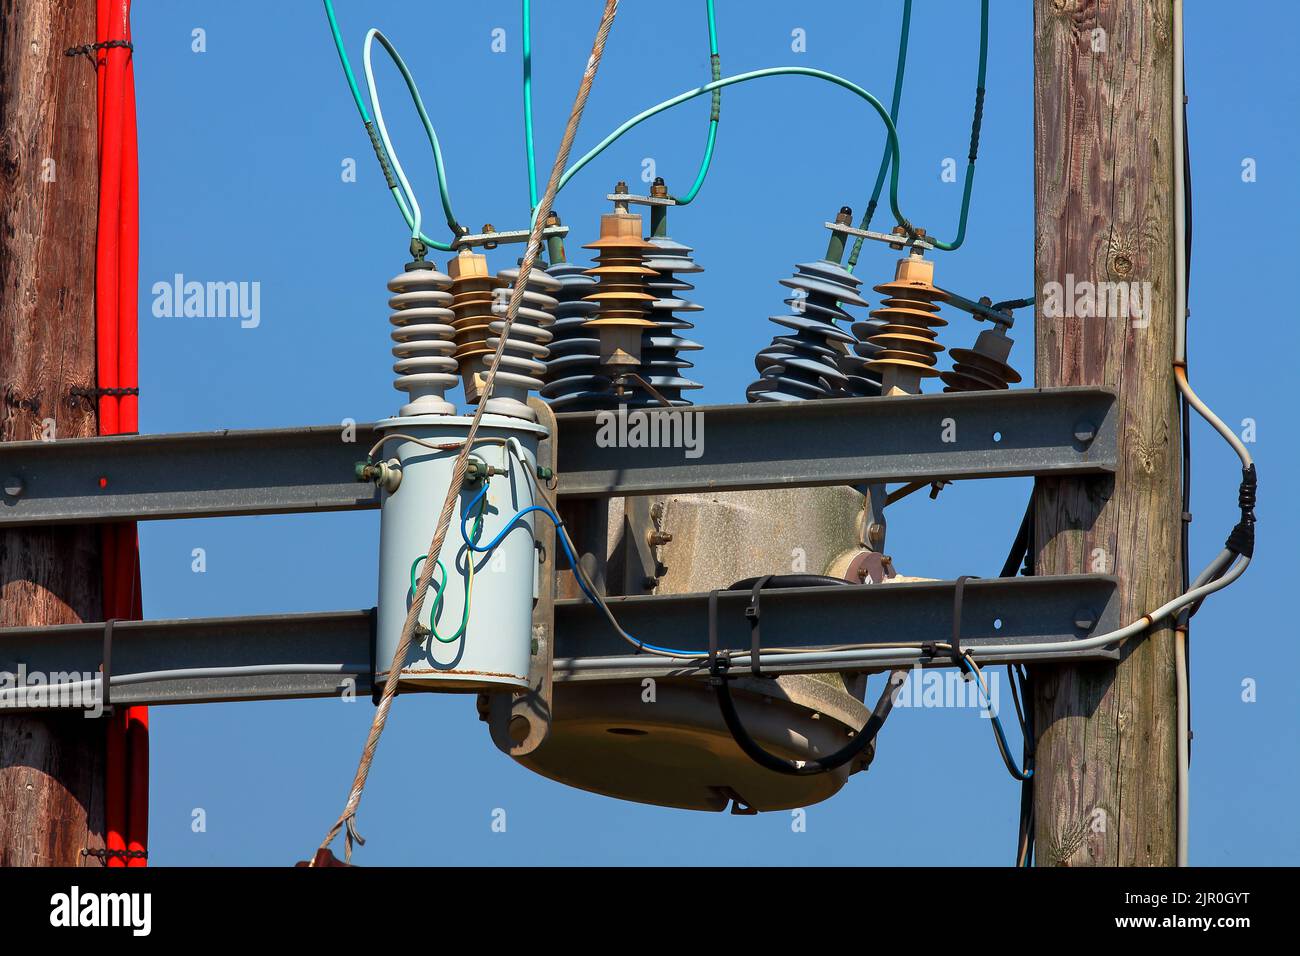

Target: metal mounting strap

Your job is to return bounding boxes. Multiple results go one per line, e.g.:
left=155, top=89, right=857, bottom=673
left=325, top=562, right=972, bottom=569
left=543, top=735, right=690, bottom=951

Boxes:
left=745, top=575, right=775, bottom=678
left=952, top=575, right=976, bottom=668
left=101, top=618, right=117, bottom=715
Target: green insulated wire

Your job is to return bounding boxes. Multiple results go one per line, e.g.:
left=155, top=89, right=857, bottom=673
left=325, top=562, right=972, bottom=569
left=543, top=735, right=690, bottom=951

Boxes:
left=848, top=0, right=912, bottom=271
left=523, top=0, right=538, bottom=210
left=673, top=0, right=721, bottom=205
left=535, top=67, right=914, bottom=235
left=931, top=0, right=989, bottom=253
left=321, top=1, right=463, bottom=251
left=523, top=0, right=720, bottom=209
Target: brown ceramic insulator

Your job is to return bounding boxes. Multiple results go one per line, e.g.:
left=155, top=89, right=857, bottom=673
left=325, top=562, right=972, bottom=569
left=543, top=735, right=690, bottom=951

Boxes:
left=582, top=210, right=658, bottom=369
left=447, top=248, right=504, bottom=402
left=863, top=256, right=949, bottom=393
left=940, top=326, right=1022, bottom=392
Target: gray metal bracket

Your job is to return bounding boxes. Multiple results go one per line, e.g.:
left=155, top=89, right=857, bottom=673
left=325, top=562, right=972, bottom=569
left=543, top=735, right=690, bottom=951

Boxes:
left=0, top=387, right=1117, bottom=526
left=0, top=574, right=1119, bottom=709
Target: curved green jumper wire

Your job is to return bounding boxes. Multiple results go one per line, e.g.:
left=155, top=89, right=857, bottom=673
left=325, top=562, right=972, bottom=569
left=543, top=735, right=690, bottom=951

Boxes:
left=672, top=0, right=721, bottom=205
left=533, top=66, right=917, bottom=238
left=523, top=0, right=539, bottom=209
left=322, top=0, right=462, bottom=251
left=522, top=0, right=721, bottom=210
left=847, top=0, right=912, bottom=271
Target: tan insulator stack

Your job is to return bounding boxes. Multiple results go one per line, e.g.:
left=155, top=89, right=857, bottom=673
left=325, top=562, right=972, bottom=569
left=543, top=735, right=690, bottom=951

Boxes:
left=863, top=254, right=948, bottom=395
left=582, top=209, right=658, bottom=372
left=447, top=246, right=504, bottom=403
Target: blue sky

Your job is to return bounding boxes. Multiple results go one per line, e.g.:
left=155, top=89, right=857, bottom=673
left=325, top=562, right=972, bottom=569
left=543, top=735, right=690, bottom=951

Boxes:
left=131, top=1, right=1298, bottom=865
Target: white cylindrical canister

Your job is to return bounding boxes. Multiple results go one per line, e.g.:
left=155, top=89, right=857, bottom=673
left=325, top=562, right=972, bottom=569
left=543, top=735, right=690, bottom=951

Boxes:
left=375, top=413, right=547, bottom=692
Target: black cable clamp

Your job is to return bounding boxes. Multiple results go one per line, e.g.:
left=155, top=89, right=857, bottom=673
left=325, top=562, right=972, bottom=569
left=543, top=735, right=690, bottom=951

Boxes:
left=70, top=386, right=140, bottom=399
left=100, top=618, right=118, bottom=716
left=1225, top=464, right=1257, bottom=558
left=83, top=847, right=148, bottom=864
left=951, top=575, right=977, bottom=670
left=64, top=39, right=134, bottom=65
left=706, top=589, right=730, bottom=687
left=742, top=575, right=775, bottom=678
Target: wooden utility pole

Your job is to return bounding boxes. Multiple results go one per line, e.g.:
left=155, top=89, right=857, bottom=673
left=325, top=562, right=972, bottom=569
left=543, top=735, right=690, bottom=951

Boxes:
left=0, top=0, right=106, bottom=866
left=1031, top=0, right=1181, bottom=865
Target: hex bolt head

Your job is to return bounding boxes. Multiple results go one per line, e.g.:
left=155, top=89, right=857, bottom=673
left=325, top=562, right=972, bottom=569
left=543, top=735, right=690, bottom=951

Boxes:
left=1073, top=420, right=1097, bottom=445
left=3, top=476, right=23, bottom=498
left=1074, top=608, right=1098, bottom=631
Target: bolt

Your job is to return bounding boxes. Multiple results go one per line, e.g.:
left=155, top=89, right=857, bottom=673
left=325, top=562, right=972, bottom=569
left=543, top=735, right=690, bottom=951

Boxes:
left=650, top=176, right=668, bottom=198
left=1073, top=420, right=1097, bottom=445
left=648, top=530, right=673, bottom=547
left=3, top=476, right=23, bottom=498
left=1074, top=609, right=1097, bottom=631
left=867, top=522, right=886, bottom=546
left=835, top=205, right=853, bottom=226
left=482, top=223, right=497, bottom=249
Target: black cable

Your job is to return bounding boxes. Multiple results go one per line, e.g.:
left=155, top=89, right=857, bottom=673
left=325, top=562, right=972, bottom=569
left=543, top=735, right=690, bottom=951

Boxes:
left=711, top=663, right=903, bottom=776
left=1002, top=491, right=1037, bottom=865
left=1180, top=81, right=1195, bottom=763
left=726, top=574, right=848, bottom=591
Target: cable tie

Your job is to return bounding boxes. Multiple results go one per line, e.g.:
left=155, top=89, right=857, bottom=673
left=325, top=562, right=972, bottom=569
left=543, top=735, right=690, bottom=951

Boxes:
left=64, top=39, right=133, bottom=65
left=968, top=86, right=986, bottom=163
left=70, top=386, right=139, bottom=399
left=951, top=575, right=976, bottom=668
left=364, top=120, right=399, bottom=191
left=82, top=847, right=147, bottom=863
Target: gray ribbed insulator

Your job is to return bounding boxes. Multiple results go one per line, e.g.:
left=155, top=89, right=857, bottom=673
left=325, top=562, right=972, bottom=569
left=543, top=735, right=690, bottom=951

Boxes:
left=541, top=261, right=614, bottom=411
left=833, top=344, right=883, bottom=398
left=631, top=236, right=703, bottom=407
left=746, top=259, right=867, bottom=403
left=480, top=266, right=560, bottom=420
left=388, top=264, right=458, bottom=417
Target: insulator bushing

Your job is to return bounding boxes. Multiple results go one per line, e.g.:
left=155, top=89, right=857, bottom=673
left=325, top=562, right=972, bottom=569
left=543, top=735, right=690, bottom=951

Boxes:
left=479, top=266, right=560, bottom=419
left=541, top=260, right=614, bottom=411
left=862, top=255, right=948, bottom=395
left=447, top=248, right=504, bottom=404
left=746, top=259, right=867, bottom=403
left=631, top=236, right=703, bottom=406
left=940, top=325, right=1022, bottom=392
left=583, top=211, right=658, bottom=371
left=832, top=343, right=883, bottom=398
left=388, top=263, right=458, bottom=417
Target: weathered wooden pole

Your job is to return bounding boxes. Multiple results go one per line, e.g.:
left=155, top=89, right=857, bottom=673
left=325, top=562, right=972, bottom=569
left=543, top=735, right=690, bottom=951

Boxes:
left=0, top=0, right=106, bottom=866
left=1031, top=0, right=1181, bottom=865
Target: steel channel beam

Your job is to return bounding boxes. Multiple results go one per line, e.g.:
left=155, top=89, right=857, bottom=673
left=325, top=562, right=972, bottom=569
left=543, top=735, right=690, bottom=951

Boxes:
left=0, top=387, right=1115, bottom=526
left=554, top=386, right=1115, bottom=497
left=0, top=575, right=1118, bottom=707
left=0, top=610, right=374, bottom=707
left=550, top=574, right=1121, bottom=679
left=0, top=424, right=384, bottom=526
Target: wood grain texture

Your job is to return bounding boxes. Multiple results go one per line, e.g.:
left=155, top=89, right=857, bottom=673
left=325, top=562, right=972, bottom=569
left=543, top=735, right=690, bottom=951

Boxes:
left=0, top=0, right=106, bottom=866
left=1031, top=0, right=1179, bottom=866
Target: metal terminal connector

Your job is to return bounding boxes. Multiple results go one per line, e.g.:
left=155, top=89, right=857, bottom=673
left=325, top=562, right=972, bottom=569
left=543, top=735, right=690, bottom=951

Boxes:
left=824, top=219, right=937, bottom=252
left=355, top=458, right=403, bottom=494
left=464, top=455, right=508, bottom=484
left=452, top=222, right=570, bottom=251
